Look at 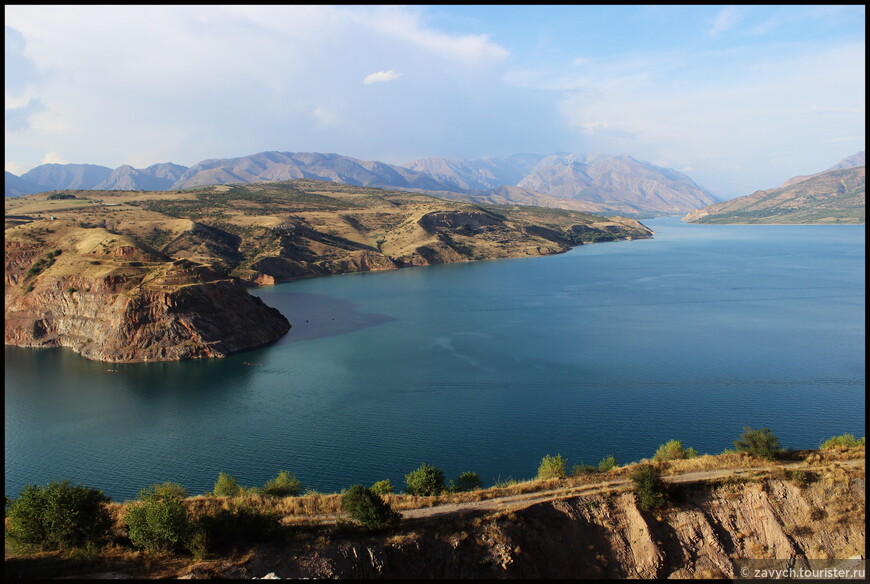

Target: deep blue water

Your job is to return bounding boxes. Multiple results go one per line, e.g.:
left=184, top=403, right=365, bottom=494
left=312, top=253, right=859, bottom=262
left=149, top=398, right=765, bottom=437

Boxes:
left=5, top=218, right=865, bottom=501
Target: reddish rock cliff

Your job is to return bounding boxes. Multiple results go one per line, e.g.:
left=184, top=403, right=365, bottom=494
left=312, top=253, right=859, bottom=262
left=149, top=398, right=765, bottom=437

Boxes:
left=5, top=224, right=290, bottom=362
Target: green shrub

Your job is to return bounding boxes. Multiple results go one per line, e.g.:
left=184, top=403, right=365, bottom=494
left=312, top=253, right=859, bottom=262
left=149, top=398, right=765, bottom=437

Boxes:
left=262, top=471, right=302, bottom=497
left=137, top=482, right=188, bottom=500
left=537, top=454, right=567, bottom=480
left=212, top=472, right=242, bottom=497
left=404, top=463, right=446, bottom=496
left=6, top=480, right=112, bottom=551
left=734, top=426, right=783, bottom=460
left=370, top=479, right=394, bottom=495
left=192, top=502, right=282, bottom=552
left=632, top=465, right=666, bottom=511
left=820, top=434, right=865, bottom=450
left=341, top=485, right=401, bottom=529
left=598, top=455, right=618, bottom=472
left=652, top=440, right=699, bottom=462
left=125, top=485, right=191, bottom=553
left=451, top=471, right=483, bottom=492
left=571, top=464, right=599, bottom=476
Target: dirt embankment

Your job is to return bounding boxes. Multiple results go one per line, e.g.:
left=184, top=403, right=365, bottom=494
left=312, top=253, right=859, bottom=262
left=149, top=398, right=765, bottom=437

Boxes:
left=177, top=458, right=864, bottom=579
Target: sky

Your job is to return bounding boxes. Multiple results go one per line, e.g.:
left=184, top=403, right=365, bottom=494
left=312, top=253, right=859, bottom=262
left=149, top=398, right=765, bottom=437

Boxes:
left=4, top=5, right=865, bottom=199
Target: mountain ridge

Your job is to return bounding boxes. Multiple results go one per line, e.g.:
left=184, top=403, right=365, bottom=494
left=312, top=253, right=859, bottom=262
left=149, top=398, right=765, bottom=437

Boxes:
left=684, top=163, right=865, bottom=224
left=6, top=150, right=716, bottom=216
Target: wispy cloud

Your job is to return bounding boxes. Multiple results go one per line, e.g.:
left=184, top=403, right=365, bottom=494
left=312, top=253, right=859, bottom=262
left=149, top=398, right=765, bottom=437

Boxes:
left=363, top=70, right=401, bottom=84
left=707, top=6, right=743, bottom=37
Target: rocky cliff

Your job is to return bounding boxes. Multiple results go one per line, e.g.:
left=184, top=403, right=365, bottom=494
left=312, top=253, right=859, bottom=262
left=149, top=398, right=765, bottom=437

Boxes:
left=4, top=222, right=290, bottom=362
left=186, top=461, right=864, bottom=579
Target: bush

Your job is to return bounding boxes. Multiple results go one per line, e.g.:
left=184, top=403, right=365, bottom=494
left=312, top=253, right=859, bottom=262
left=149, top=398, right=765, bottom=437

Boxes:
left=262, top=471, right=302, bottom=497
left=598, top=455, right=618, bottom=472
left=370, top=479, right=394, bottom=495
left=137, top=482, right=188, bottom=500
left=734, top=426, right=783, bottom=460
left=820, top=434, right=865, bottom=450
left=192, top=502, right=282, bottom=552
left=571, top=464, right=599, bottom=476
left=537, top=454, right=567, bottom=480
left=451, top=471, right=483, bottom=492
left=652, top=440, right=699, bottom=462
left=341, top=485, right=401, bottom=529
left=632, top=465, right=666, bottom=511
left=404, top=463, right=446, bottom=496
left=213, top=472, right=242, bottom=497
left=125, top=485, right=191, bottom=553
left=6, top=480, right=112, bottom=551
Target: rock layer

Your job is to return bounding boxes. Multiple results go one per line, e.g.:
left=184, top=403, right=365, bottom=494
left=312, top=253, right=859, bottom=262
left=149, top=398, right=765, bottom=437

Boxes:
left=4, top=226, right=290, bottom=363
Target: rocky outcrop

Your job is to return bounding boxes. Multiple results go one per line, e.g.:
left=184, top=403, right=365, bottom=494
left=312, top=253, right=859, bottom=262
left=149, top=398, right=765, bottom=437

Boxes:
left=210, top=468, right=864, bottom=579
left=4, top=226, right=290, bottom=362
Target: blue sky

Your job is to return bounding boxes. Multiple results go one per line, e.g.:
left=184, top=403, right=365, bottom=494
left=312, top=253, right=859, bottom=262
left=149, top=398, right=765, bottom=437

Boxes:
left=5, top=5, right=865, bottom=198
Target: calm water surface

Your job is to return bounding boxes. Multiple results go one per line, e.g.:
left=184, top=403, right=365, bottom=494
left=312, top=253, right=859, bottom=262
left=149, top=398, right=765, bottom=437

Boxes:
left=5, top=218, right=865, bottom=500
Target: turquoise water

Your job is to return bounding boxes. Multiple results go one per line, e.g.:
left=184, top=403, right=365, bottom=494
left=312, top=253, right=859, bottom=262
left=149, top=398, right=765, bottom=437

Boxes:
left=5, top=218, right=865, bottom=501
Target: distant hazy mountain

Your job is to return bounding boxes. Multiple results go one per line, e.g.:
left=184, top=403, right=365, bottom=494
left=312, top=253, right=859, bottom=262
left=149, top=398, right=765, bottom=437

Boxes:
left=684, top=164, right=865, bottom=224
left=400, top=154, right=545, bottom=191
left=5, top=150, right=718, bottom=215
left=515, top=154, right=717, bottom=215
left=95, top=162, right=188, bottom=190
left=20, top=163, right=113, bottom=193
left=4, top=172, right=42, bottom=197
left=173, top=151, right=451, bottom=191
left=782, top=151, right=866, bottom=187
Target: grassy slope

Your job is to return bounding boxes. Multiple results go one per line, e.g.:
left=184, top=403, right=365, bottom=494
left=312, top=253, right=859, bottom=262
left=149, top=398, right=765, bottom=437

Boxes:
left=685, top=166, right=865, bottom=224
left=5, top=180, right=653, bottom=286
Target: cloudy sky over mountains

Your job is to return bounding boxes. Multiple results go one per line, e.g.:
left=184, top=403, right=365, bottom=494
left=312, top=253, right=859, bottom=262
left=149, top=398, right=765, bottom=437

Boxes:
left=4, top=5, right=865, bottom=198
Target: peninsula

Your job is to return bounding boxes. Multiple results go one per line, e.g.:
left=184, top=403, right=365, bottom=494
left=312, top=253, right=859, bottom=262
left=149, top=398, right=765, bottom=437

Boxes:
left=4, top=180, right=652, bottom=362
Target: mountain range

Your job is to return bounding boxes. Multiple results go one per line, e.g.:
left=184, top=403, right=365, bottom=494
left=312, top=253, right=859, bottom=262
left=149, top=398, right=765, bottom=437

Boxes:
left=683, top=152, right=865, bottom=224
left=5, top=151, right=718, bottom=216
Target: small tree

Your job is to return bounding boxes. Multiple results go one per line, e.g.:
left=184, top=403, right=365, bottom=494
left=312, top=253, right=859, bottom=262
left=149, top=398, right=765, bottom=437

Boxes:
left=404, top=463, right=445, bottom=496
left=341, top=485, right=401, bottom=529
left=137, top=482, right=188, bottom=500
left=632, top=464, right=666, bottom=511
left=652, top=440, right=699, bottom=462
left=262, top=471, right=302, bottom=497
left=370, top=479, right=394, bottom=495
left=598, top=455, right=618, bottom=472
left=212, top=472, right=242, bottom=497
left=820, top=434, right=865, bottom=450
left=537, top=454, right=567, bottom=480
left=451, top=471, right=483, bottom=492
left=125, top=484, right=191, bottom=553
left=734, top=426, right=783, bottom=460
left=6, top=480, right=112, bottom=551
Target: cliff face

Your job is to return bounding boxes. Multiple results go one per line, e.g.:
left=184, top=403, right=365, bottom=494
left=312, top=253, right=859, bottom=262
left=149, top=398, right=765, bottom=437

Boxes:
left=4, top=224, right=290, bottom=363
left=220, top=469, right=864, bottom=579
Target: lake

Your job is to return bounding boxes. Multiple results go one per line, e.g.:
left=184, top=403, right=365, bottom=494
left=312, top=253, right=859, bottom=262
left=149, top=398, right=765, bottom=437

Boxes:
left=4, top=218, right=865, bottom=501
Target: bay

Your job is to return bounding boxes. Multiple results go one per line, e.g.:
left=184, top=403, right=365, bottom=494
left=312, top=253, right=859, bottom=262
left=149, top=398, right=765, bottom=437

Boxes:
left=4, top=218, right=865, bottom=501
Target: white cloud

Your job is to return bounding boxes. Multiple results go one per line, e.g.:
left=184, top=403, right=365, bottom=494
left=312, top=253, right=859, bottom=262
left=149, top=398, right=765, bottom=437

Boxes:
left=5, top=161, right=33, bottom=175
left=543, top=42, right=865, bottom=197
left=363, top=70, right=401, bottom=84
left=3, top=5, right=516, bottom=169
left=707, top=6, right=743, bottom=37
left=41, top=151, right=67, bottom=164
